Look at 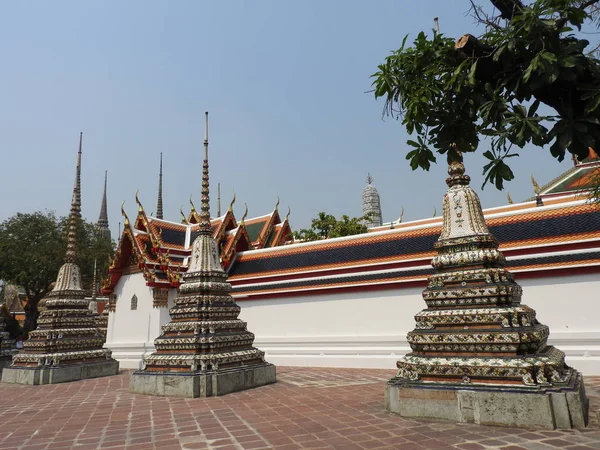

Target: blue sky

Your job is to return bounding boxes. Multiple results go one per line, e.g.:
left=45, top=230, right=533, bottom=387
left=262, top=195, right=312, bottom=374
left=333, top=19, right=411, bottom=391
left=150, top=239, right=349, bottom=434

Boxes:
left=0, top=1, right=586, bottom=236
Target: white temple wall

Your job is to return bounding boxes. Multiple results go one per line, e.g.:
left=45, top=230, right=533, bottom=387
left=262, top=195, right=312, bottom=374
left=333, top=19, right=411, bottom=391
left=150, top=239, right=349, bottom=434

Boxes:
left=238, top=272, right=600, bottom=374
left=107, top=271, right=600, bottom=374
left=518, top=272, right=600, bottom=375
left=105, top=273, right=176, bottom=369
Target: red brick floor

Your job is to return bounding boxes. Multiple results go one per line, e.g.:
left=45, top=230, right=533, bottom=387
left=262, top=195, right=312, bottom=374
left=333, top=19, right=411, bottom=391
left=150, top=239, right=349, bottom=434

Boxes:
left=0, top=367, right=598, bottom=450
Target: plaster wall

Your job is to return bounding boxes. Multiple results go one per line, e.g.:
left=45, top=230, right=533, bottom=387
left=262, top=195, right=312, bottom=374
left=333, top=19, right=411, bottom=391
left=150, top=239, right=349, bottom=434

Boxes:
left=237, top=272, right=600, bottom=375
left=105, top=273, right=175, bottom=369
left=106, top=271, right=600, bottom=374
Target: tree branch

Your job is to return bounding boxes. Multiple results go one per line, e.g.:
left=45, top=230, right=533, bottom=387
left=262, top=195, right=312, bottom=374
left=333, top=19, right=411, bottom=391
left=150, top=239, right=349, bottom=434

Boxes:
left=489, top=0, right=524, bottom=20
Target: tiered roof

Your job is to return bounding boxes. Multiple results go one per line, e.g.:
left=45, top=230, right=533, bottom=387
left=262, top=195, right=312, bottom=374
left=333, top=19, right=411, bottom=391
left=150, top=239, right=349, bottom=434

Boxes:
left=102, top=190, right=292, bottom=295
left=227, top=194, right=600, bottom=299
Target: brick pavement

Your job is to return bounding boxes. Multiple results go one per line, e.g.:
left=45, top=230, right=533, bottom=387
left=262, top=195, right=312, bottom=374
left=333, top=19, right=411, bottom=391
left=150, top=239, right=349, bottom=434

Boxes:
left=0, top=367, right=598, bottom=450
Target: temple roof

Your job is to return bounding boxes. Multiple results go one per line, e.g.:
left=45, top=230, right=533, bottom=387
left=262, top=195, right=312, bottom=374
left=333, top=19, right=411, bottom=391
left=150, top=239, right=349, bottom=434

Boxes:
left=102, top=200, right=293, bottom=294
left=529, top=148, right=600, bottom=200
left=227, top=194, right=600, bottom=298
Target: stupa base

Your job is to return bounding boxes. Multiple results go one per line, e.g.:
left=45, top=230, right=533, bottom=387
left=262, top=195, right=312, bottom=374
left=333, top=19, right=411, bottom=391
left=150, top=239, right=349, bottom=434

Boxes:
left=0, top=357, right=12, bottom=375
left=130, top=363, right=276, bottom=398
left=385, top=370, right=588, bottom=430
left=1, top=359, right=119, bottom=385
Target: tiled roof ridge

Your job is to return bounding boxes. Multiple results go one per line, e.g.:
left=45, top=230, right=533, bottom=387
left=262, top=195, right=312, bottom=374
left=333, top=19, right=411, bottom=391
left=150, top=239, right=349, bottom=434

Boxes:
left=235, top=197, right=591, bottom=260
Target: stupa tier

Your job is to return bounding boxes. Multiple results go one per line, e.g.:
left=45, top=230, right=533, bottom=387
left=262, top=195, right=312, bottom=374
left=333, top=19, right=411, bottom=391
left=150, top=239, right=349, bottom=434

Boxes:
left=130, top=113, right=275, bottom=397
left=385, top=159, right=588, bottom=429
left=1, top=134, right=119, bottom=385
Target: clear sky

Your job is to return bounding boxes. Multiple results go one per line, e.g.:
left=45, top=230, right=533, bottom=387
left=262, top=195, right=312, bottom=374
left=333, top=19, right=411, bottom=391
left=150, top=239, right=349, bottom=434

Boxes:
left=0, top=1, right=588, bottom=237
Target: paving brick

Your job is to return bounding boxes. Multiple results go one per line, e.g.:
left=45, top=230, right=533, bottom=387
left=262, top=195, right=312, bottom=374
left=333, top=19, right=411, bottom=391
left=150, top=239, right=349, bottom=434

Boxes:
left=0, top=368, right=597, bottom=450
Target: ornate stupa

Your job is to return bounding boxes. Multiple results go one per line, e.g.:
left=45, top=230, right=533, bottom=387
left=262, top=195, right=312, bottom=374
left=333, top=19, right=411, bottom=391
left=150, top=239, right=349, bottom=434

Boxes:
left=0, top=305, right=17, bottom=372
left=1, top=133, right=119, bottom=385
left=130, top=113, right=276, bottom=397
left=362, top=173, right=382, bottom=228
left=97, top=170, right=111, bottom=240
left=385, top=158, right=588, bottom=429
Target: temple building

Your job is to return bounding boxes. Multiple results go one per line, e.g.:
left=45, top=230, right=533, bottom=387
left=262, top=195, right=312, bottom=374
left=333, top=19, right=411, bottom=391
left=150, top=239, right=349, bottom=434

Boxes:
left=102, top=158, right=293, bottom=368
left=362, top=173, right=383, bottom=228
left=104, top=150, right=600, bottom=375
left=384, top=158, right=587, bottom=429
left=129, top=112, right=275, bottom=397
left=2, top=133, right=119, bottom=385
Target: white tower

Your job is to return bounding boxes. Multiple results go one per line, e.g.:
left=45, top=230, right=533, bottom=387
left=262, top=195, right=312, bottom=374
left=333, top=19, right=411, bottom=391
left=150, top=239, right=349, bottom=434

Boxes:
left=362, top=173, right=382, bottom=228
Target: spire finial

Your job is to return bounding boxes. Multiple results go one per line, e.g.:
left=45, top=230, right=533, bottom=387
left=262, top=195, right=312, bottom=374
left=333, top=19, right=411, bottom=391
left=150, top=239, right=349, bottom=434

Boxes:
left=274, top=196, right=280, bottom=212
left=217, top=183, right=221, bottom=217
left=366, top=173, right=373, bottom=185
left=399, top=206, right=404, bottom=223
left=189, top=195, right=196, bottom=212
left=285, top=206, right=291, bottom=221
left=199, top=111, right=211, bottom=233
left=135, top=189, right=144, bottom=212
left=240, top=203, right=249, bottom=225
left=531, top=174, right=541, bottom=194
left=156, top=153, right=164, bottom=219
left=228, top=191, right=236, bottom=213
left=121, top=201, right=130, bottom=227
left=97, top=170, right=110, bottom=238
left=180, top=206, right=188, bottom=224
left=65, top=133, right=83, bottom=263
left=507, top=192, right=514, bottom=204
left=91, top=258, right=98, bottom=300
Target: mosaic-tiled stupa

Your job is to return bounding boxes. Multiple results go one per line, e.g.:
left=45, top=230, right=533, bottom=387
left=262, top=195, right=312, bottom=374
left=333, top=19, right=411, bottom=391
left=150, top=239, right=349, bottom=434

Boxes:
left=385, top=158, right=589, bottom=429
left=130, top=113, right=276, bottom=397
left=0, top=305, right=17, bottom=373
left=1, top=134, right=119, bottom=385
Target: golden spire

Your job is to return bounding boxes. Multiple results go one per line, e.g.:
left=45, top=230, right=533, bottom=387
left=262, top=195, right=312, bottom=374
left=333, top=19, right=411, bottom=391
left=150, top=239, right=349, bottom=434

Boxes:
left=189, top=195, right=197, bottom=213
left=507, top=192, right=514, bottom=204
left=120, top=201, right=131, bottom=227
left=180, top=206, right=188, bottom=224
left=285, top=206, right=291, bottom=221
left=274, top=196, right=280, bottom=212
left=135, top=189, right=144, bottom=213
left=531, top=175, right=541, bottom=194
left=240, top=203, right=249, bottom=225
left=228, top=191, right=236, bottom=213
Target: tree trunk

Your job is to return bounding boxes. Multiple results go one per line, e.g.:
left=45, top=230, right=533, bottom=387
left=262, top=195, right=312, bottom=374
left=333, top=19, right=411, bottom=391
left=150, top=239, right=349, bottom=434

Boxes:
left=23, top=296, right=41, bottom=335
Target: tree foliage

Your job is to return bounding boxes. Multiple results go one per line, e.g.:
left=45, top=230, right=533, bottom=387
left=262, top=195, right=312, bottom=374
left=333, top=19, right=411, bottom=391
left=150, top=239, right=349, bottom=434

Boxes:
left=372, top=0, right=600, bottom=189
left=0, top=211, right=114, bottom=333
left=293, top=212, right=370, bottom=241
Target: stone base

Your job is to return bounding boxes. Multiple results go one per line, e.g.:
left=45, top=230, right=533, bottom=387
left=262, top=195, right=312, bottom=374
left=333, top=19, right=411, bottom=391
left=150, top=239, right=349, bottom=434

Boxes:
left=130, top=363, right=276, bottom=398
left=1, top=360, right=119, bottom=385
left=385, top=371, right=589, bottom=429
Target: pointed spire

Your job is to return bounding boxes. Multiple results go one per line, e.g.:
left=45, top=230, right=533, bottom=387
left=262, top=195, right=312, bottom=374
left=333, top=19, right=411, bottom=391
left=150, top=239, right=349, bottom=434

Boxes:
left=91, top=258, right=98, bottom=300
left=217, top=183, right=221, bottom=217
left=240, top=203, right=249, bottom=225
left=366, top=173, right=373, bottom=185
left=65, top=133, right=83, bottom=263
left=97, top=170, right=110, bottom=239
left=199, top=112, right=211, bottom=234
left=156, top=153, right=164, bottom=219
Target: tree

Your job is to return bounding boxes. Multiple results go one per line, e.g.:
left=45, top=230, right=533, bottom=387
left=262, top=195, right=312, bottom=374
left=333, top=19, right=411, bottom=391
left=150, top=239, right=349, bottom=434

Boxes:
left=293, top=212, right=370, bottom=242
left=0, top=212, right=114, bottom=333
left=372, top=0, right=600, bottom=189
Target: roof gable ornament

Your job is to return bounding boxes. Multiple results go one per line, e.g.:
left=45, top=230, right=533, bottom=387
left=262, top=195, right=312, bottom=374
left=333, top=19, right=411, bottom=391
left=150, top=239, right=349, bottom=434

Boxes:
left=240, top=203, right=249, bottom=225
left=228, top=191, right=236, bottom=213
